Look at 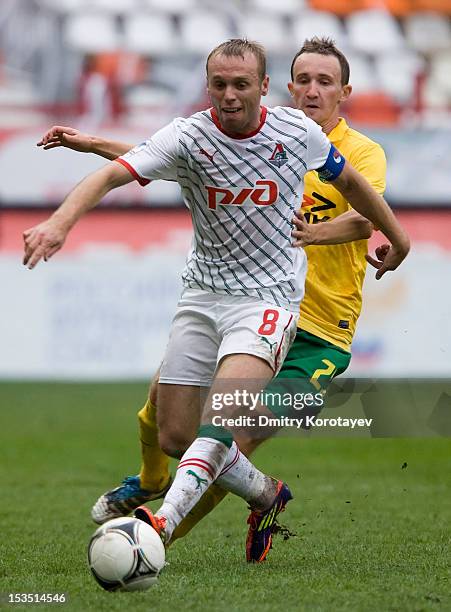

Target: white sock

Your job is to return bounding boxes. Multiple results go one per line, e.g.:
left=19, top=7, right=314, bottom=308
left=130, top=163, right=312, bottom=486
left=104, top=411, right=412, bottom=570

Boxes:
left=156, top=437, right=229, bottom=540
left=216, top=442, right=277, bottom=511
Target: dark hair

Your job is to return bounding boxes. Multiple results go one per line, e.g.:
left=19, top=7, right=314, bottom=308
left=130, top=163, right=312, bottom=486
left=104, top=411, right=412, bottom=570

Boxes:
left=206, top=38, right=267, bottom=82
left=290, top=37, right=350, bottom=85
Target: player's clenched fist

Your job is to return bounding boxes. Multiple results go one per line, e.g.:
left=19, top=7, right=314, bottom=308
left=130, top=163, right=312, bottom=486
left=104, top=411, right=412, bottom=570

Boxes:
left=23, top=219, right=68, bottom=269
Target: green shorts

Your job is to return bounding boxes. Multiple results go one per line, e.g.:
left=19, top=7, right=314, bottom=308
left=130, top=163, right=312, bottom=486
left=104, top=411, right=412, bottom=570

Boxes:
left=264, top=329, right=351, bottom=420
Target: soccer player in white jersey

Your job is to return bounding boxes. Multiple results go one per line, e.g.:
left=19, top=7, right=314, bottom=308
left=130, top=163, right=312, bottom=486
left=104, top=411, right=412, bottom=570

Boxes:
left=24, top=39, right=409, bottom=562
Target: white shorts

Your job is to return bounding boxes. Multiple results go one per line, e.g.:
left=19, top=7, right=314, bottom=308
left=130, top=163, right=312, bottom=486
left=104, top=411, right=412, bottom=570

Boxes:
left=159, top=289, right=298, bottom=386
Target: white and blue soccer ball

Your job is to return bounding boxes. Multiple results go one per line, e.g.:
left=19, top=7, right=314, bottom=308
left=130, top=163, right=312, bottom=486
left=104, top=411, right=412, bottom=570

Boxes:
left=88, top=517, right=165, bottom=591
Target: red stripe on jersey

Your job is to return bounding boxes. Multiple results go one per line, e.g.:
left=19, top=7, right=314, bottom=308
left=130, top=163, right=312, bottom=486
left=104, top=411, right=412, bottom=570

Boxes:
left=115, top=158, right=150, bottom=186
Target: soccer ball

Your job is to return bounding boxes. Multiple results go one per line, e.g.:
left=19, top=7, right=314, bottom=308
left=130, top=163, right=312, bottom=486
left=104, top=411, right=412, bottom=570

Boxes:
left=88, top=517, right=166, bottom=591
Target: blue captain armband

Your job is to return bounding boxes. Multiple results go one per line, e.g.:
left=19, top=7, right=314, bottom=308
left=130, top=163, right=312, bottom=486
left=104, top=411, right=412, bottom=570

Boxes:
left=317, top=144, right=346, bottom=182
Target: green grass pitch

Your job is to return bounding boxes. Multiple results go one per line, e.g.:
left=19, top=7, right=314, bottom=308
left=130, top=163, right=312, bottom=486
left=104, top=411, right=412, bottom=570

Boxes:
left=0, top=382, right=450, bottom=612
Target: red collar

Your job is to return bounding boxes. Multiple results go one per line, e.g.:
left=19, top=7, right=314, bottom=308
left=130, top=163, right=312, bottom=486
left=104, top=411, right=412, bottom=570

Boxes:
left=210, top=107, right=267, bottom=139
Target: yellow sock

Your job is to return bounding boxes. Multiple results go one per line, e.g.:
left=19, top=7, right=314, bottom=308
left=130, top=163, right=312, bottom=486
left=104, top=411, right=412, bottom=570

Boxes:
left=138, top=399, right=171, bottom=492
left=170, top=484, right=228, bottom=544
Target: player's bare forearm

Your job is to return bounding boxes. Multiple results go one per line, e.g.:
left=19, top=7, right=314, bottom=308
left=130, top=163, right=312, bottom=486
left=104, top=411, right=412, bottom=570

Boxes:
left=331, top=164, right=404, bottom=245
left=292, top=209, right=372, bottom=246
left=331, top=163, right=410, bottom=277
left=318, top=210, right=373, bottom=244
left=53, top=163, right=131, bottom=229
left=23, top=162, right=132, bottom=269
left=89, top=136, right=133, bottom=160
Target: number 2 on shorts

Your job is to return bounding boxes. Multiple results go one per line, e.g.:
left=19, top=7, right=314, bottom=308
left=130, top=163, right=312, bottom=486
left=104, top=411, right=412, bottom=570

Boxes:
left=310, top=359, right=337, bottom=391
left=258, top=309, right=279, bottom=335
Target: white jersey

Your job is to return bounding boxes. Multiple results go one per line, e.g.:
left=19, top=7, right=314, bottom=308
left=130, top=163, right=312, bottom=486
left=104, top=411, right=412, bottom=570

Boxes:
left=118, top=106, right=334, bottom=311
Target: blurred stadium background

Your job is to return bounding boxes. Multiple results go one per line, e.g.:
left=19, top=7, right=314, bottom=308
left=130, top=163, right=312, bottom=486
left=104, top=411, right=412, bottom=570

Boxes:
left=1, top=0, right=450, bottom=380
left=2, top=7, right=450, bottom=605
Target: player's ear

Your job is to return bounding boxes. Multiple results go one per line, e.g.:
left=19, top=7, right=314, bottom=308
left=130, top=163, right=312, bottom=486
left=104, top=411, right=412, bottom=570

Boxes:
left=341, top=84, right=352, bottom=103
left=288, top=82, right=294, bottom=97
left=261, top=75, right=269, bottom=96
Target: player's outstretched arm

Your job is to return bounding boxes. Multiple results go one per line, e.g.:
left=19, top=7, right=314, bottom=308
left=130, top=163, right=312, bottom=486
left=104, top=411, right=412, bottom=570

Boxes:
left=330, top=162, right=410, bottom=279
left=23, top=162, right=132, bottom=269
left=37, top=125, right=133, bottom=160
left=291, top=209, right=373, bottom=247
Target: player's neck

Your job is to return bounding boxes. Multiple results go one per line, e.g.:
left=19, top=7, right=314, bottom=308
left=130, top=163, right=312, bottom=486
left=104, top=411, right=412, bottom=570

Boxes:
left=321, top=115, right=340, bottom=136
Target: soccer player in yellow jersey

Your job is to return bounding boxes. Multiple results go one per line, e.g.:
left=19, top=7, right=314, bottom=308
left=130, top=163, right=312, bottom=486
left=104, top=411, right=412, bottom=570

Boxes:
left=267, top=36, right=387, bottom=425
left=37, top=38, right=390, bottom=541
left=290, top=37, right=386, bottom=357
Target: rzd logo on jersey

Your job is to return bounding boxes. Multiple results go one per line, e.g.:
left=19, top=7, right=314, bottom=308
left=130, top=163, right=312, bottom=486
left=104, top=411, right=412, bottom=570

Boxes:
left=205, top=180, right=278, bottom=211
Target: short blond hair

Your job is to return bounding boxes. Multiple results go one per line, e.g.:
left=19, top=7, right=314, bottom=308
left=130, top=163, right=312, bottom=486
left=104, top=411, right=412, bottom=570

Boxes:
left=206, top=38, right=267, bottom=82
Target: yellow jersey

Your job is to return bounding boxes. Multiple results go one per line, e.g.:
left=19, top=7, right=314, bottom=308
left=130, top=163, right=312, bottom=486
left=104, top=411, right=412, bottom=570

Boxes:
left=299, top=118, right=386, bottom=351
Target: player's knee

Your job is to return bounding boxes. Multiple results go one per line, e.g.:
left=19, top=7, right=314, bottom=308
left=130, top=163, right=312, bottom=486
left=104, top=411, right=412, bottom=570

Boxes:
left=159, top=431, right=191, bottom=459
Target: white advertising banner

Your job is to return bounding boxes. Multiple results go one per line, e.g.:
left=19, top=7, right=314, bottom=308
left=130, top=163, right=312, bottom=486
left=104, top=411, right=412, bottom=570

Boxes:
left=350, top=243, right=451, bottom=376
left=1, top=248, right=186, bottom=379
